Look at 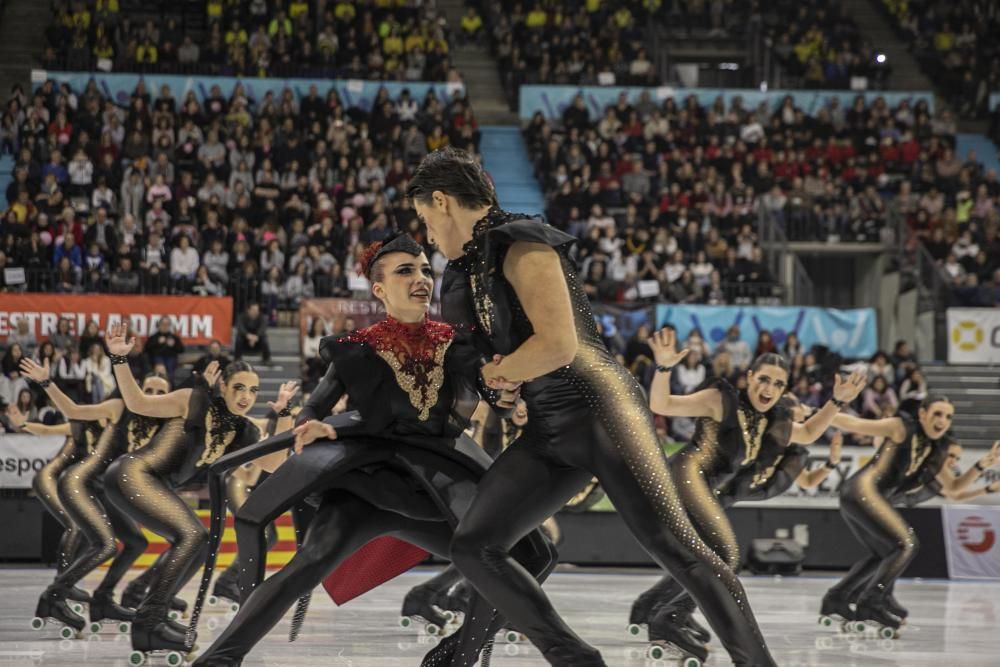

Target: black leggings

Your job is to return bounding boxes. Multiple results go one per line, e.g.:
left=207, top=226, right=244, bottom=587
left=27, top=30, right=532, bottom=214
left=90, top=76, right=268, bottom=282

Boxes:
left=449, top=372, right=773, bottom=666
left=214, top=469, right=277, bottom=587
left=828, top=478, right=919, bottom=602
left=96, top=489, right=149, bottom=597
left=33, top=436, right=84, bottom=573
left=104, top=425, right=207, bottom=624
left=200, top=490, right=454, bottom=662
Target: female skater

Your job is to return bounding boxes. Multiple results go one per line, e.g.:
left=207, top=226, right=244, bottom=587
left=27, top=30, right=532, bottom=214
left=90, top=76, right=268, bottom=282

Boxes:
left=825, top=400, right=999, bottom=631
left=18, top=358, right=171, bottom=633
left=102, top=327, right=294, bottom=659
left=5, top=410, right=91, bottom=635
left=189, top=233, right=553, bottom=666
left=408, top=147, right=776, bottom=666
left=630, top=397, right=848, bottom=647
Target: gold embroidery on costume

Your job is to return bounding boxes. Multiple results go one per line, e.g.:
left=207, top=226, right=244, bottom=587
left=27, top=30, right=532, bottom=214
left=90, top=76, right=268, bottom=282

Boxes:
left=905, top=434, right=931, bottom=477
left=196, top=409, right=237, bottom=467
left=751, top=454, right=784, bottom=489
left=469, top=273, right=495, bottom=336
left=127, top=416, right=160, bottom=452
left=737, top=409, right=768, bottom=465
left=374, top=340, right=452, bottom=421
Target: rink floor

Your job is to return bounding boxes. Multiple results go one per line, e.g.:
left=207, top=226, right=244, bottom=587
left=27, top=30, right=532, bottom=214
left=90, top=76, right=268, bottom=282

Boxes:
left=1, top=566, right=998, bottom=666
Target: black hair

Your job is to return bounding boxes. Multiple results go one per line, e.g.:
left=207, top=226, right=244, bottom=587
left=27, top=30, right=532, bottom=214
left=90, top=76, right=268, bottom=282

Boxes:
left=405, top=147, right=497, bottom=209
left=920, top=393, right=952, bottom=410
left=749, top=353, right=790, bottom=374
left=142, top=371, right=171, bottom=389
left=222, top=360, right=255, bottom=383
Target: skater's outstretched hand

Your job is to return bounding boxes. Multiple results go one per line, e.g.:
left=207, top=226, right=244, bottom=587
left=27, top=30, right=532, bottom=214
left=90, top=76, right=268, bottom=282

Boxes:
left=977, top=441, right=1000, bottom=470
left=5, top=404, right=27, bottom=429
left=292, top=419, right=337, bottom=453
left=268, top=380, right=299, bottom=414
left=19, top=357, right=50, bottom=384
left=648, top=327, right=689, bottom=368
left=202, top=360, right=221, bottom=388
left=105, top=321, right=135, bottom=356
left=832, top=369, right=867, bottom=404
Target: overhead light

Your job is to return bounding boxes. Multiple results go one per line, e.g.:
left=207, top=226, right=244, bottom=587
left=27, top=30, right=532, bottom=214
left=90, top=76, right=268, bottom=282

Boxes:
left=876, top=53, right=887, bottom=64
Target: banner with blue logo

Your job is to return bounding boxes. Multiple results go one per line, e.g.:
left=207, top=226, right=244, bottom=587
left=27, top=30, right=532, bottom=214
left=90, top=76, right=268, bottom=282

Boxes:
left=655, top=305, right=877, bottom=358
left=520, top=84, right=935, bottom=120
left=32, top=70, right=464, bottom=111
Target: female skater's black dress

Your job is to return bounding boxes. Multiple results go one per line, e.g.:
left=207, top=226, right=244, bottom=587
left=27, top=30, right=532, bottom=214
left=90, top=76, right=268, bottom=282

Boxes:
left=190, top=318, right=554, bottom=667
left=442, top=208, right=776, bottom=666
left=825, top=414, right=949, bottom=610
left=104, top=380, right=259, bottom=650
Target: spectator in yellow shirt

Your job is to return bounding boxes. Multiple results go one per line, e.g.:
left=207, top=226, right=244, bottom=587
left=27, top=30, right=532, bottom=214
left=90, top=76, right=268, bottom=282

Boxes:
left=404, top=31, right=426, bottom=53
left=612, top=7, right=632, bottom=28
left=334, top=1, right=356, bottom=22
left=207, top=0, right=223, bottom=22
left=289, top=1, right=309, bottom=19
left=934, top=24, right=955, bottom=52
left=225, top=20, right=248, bottom=47
left=383, top=29, right=404, bottom=57
left=136, top=38, right=158, bottom=65
left=461, top=8, right=483, bottom=44
left=526, top=5, right=547, bottom=29
left=268, top=10, right=293, bottom=38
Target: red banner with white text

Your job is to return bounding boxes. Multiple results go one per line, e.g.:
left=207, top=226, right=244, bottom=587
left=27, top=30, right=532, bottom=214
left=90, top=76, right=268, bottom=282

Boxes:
left=0, top=294, right=233, bottom=346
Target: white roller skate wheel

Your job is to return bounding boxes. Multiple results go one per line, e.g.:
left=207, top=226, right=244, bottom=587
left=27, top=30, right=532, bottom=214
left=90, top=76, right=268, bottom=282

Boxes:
left=818, top=615, right=833, bottom=628
left=71, top=603, right=84, bottom=615
left=90, top=621, right=102, bottom=634
left=682, top=657, right=702, bottom=667
left=647, top=644, right=666, bottom=660
left=853, top=621, right=867, bottom=633
left=168, top=610, right=181, bottom=621
left=207, top=617, right=219, bottom=631
left=30, top=617, right=45, bottom=631
left=504, top=643, right=519, bottom=656
left=399, top=616, right=412, bottom=628
left=879, top=626, right=896, bottom=639
left=128, top=649, right=146, bottom=666
left=229, top=602, right=240, bottom=613
left=442, top=610, right=455, bottom=622
left=59, top=625, right=77, bottom=639
left=626, top=622, right=643, bottom=636
left=879, top=638, right=895, bottom=651
left=118, top=622, right=131, bottom=634
left=165, top=651, right=184, bottom=666
left=425, top=623, right=441, bottom=636
left=207, top=596, right=219, bottom=607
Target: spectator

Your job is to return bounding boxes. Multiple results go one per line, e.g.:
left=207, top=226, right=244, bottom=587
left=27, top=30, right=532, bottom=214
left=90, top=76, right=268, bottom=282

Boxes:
left=717, top=325, right=752, bottom=372
left=82, top=342, right=113, bottom=403
left=8, top=317, right=38, bottom=356
left=899, top=368, right=928, bottom=402
left=169, top=234, right=199, bottom=290
left=48, top=317, right=76, bottom=352
left=192, top=339, right=231, bottom=375
left=145, top=318, right=184, bottom=380
left=862, top=375, right=899, bottom=418
left=235, top=302, right=271, bottom=364
left=56, top=346, right=87, bottom=402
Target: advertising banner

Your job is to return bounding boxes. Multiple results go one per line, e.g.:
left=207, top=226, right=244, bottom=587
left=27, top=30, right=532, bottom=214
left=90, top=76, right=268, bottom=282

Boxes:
left=946, top=308, right=1000, bottom=364
left=655, top=304, right=877, bottom=358
left=298, top=298, right=441, bottom=351
left=34, top=70, right=463, bottom=112
left=520, top=84, right=935, bottom=120
left=0, top=294, right=232, bottom=346
left=942, top=505, right=1000, bottom=579
left=0, top=435, right=66, bottom=489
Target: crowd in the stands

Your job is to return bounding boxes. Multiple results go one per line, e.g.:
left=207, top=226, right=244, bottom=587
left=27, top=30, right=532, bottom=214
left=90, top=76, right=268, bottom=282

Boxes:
left=523, top=90, right=1000, bottom=307
left=0, top=78, right=481, bottom=320
left=44, top=0, right=461, bottom=82
left=879, top=0, right=999, bottom=118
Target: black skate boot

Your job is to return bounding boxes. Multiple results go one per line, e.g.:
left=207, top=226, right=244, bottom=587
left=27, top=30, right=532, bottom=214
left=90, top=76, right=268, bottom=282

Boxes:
left=66, top=586, right=91, bottom=604
left=627, top=586, right=659, bottom=636
left=170, top=596, right=188, bottom=613
left=819, top=590, right=861, bottom=632
left=400, top=584, right=449, bottom=632
left=434, top=580, right=472, bottom=622
left=121, top=580, right=148, bottom=610
left=854, top=593, right=902, bottom=638
left=87, top=591, right=135, bottom=634
left=33, top=585, right=87, bottom=637
left=541, top=643, right=607, bottom=666
left=647, top=606, right=709, bottom=664
left=210, top=570, right=242, bottom=611
left=885, top=592, right=908, bottom=620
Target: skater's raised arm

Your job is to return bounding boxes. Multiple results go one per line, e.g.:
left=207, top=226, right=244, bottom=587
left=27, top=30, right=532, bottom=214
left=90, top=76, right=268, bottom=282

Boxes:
left=253, top=381, right=299, bottom=471
left=106, top=322, right=191, bottom=418
left=5, top=405, right=73, bottom=436
left=791, top=370, right=867, bottom=444
left=19, top=357, right=123, bottom=422
left=830, top=413, right=906, bottom=443
left=647, top=327, right=722, bottom=419
left=946, top=480, right=1000, bottom=501
left=937, top=441, right=1000, bottom=495
left=480, top=242, right=578, bottom=386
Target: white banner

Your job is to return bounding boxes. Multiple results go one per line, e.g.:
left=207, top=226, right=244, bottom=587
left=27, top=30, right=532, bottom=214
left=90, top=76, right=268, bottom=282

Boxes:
left=942, top=505, right=1000, bottom=579
left=947, top=308, right=1000, bottom=364
left=0, top=435, right=66, bottom=489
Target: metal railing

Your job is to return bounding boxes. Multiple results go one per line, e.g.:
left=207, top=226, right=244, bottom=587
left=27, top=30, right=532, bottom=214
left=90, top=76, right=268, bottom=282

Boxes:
left=757, top=206, right=816, bottom=306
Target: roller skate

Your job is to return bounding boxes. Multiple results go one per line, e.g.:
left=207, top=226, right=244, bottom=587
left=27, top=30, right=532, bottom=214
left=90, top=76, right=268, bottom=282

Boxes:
left=67, top=585, right=92, bottom=615
left=434, top=580, right=471, bottom=625
left=818, top=592, right=864, bottom=634
left=626, top=586, right=658, bottom=638
left=853, top=595, right=902, bottom=639
left=128, top=616, right=196, bottom=666
left=207, top=571, right=241, bottom=613
left=885, top=592, right=908, bottom=622
left=400, top=584, right=448, bottom=635
left=122, top=580, right=149, bottom=610
left=497, top=626, right=527, bottom=644
left=541, top=644, right=606, bottom=666
left=87, top=591, right=135, bottom=635
left=646, top=607, right=709, bottom=666
left=31, top=586, right=87, bottom=639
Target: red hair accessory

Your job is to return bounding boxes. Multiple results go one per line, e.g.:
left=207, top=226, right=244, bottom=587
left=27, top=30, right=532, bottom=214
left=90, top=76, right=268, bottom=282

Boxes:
left=358, top=241, right=384, bottom=279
